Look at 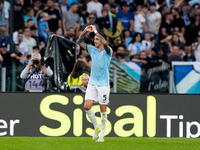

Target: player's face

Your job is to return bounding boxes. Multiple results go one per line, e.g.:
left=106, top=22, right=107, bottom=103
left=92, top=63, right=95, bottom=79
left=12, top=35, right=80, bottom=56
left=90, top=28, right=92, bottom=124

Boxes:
left=94, top=35, right=102, bottom=48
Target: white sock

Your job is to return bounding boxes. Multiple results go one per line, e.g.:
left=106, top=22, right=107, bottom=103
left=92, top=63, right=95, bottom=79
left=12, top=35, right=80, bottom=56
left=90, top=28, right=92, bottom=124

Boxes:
left=100, top=112, right=107, bottom=138
left=85, top=109, right=99, bottom=129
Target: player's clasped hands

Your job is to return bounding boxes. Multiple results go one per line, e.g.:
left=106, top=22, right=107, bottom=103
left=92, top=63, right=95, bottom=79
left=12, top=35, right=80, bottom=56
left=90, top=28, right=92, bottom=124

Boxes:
left=85, top=25, right=96, bottom=33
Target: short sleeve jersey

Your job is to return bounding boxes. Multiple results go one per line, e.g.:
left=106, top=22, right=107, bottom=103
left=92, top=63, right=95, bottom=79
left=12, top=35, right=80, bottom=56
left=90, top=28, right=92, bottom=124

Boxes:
left=87, top=45, right=113, bottom=86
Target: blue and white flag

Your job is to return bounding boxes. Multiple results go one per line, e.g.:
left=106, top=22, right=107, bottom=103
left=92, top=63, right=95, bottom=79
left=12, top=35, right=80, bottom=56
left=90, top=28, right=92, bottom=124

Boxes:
left=172, top=62, right=200, bottom=94
left=110, top=60, right=141, bottom=93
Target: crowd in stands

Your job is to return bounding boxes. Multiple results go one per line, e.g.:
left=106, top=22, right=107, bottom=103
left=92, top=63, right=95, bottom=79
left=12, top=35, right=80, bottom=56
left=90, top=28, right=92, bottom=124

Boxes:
left=0, top=0, right=200, bottom=91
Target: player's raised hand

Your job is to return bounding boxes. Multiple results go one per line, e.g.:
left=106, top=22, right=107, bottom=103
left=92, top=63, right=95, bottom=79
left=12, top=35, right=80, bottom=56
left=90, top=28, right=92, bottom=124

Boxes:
left=90, top=25, right=96, bottom=32
left=85, top=26, right=92, bottom=32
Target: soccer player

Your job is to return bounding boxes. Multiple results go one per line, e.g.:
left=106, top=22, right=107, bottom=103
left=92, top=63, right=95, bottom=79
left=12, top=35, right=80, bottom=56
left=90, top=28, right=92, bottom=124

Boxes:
left=77, top=25, right=113, bottom=142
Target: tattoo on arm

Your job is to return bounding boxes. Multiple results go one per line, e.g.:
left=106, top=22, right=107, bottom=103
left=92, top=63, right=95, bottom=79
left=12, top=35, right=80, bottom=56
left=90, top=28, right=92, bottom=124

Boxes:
left=96, top=33, right=110, bottom=54
left=77, top=30, right=88, bottom=51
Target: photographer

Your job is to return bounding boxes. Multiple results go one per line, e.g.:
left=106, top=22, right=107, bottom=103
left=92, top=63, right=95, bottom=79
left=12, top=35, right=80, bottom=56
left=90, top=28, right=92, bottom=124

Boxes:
left=20, top=52, right=53, bottom=92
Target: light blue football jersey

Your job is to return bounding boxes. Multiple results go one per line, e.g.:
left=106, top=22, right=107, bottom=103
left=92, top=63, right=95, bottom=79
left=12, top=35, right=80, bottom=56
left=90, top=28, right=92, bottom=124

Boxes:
left=87, top=45, right=113, bottom=86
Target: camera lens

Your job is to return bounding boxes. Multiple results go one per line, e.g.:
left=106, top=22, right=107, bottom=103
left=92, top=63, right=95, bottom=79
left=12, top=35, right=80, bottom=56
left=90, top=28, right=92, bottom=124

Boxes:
left=33, top=59, right=39, bottom=65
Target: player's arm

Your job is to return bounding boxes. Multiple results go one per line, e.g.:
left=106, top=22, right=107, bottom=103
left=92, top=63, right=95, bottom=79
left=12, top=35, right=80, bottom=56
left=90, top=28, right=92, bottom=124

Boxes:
left=91, top=25, right=110, bottom=54
left=77, top=26, right=91, bottom=51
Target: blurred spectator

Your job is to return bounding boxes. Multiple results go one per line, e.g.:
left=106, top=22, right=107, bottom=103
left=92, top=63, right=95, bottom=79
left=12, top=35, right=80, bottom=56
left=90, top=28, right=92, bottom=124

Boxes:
left=38, top=12, right=51, bottom=45
left=55, top=27, right=64, bottom=37
left=44, top=0, right=62, bottom=33
left=133, top=4, right=142, bottom=15
left=23, top=0, right=34, bottom=8
left=13, top=26, right=23, bottom=43
left=112, top=46, right=130, bottom=65
left=0, top=42, right=11, bottom=67
left=193, top=34, right=200, bottom=61
left=67, top=0, right=78, bottom=7
left=156, top=48, right=168, bottom=62
left=0, top=26, right=10, bottom=48
left=26, top=19, right=35, bottom=28
left=190, top=5, right=200, bottom=22
left=30, top=25, right=40, bottom=45
left=103, top=3, right=110, bottom=12
left=146, top=2, right=161, bottom=36
left=63, top=3, right=80, bottom=37
left=24, top=8, right=38, bottom=28
left=3, top=0, right=10, bottom=12
left=142, top=32, right=156, bottom=57
left=180, top=3, right=191, bottom=40
left=67, top=60, right=85, bottom=91
left=87, top=0, right=103, bottom=17
left=128, top=32, right=144, bottom=58
left=15, top=32, right=28, bottom=57
left=131, top=51, right=150, bottom=65
left=0, top=42, right=12, bottom=91
left=33, top=45, right=45, bottom=58
left=166, top=33, right=185, bottom=57
left=134, top=4, right=148, bottom=34
left=79, top=4, right=89, bottom=27
left=183, top=43, right=196, bottom=62
left=123, top=29, right=132, bottom=49
left=14, top=1, right=24, bottom=31
left=160, top=27, right=186, bottom=53
left=81, top=13, right=99, bottom=31
left=65, top=27, right=77, bottom=42
left=96, top=9, right=114, bottom=32
left=20, top=0, right=29, bottom=15
left=159, top=12, right=173, bottom=40
left=54, top=1, right=61, bottom=13
left=23, top=27, right=37, bottom=55
left=10, top=44, right=27, bottom=66
left=171, top=7, right=185, bottom=36
left=108, top=0, right=120, bottom=13
left=116, top=2, right=134, bottom=33
left=74, top=74, right=90, bottom=93
left=59, top=0, right=69, bottom=15
left=0, top=1, right=9, bottom=35
left=33, top=0, right=43, bottom=19
left=167, top=45, right=183, bottom=65
left=65, top=27, right=80, bottom=54
left=110, top=3, right=117, bottom=18
left=188, top=15, right=200, bottom=44
left=78, top=48, right=91, bottom=73
left=171, top=33, right=185, bottom=49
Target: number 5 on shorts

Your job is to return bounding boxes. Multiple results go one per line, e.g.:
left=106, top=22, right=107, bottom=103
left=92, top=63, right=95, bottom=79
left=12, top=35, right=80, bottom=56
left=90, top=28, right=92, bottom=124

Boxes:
left=103, top=95, right=107, bottom=103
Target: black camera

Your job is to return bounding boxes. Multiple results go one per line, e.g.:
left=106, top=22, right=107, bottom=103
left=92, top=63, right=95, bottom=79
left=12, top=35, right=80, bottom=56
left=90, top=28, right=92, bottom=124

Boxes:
left=41, top=57, right=54, bottom=67
left=32, top=58, right=39, bottom=65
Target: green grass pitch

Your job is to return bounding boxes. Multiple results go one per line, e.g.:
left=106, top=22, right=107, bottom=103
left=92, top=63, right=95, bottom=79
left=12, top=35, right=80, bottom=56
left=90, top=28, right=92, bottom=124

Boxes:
left=0, top=137, right=199, bottom=150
